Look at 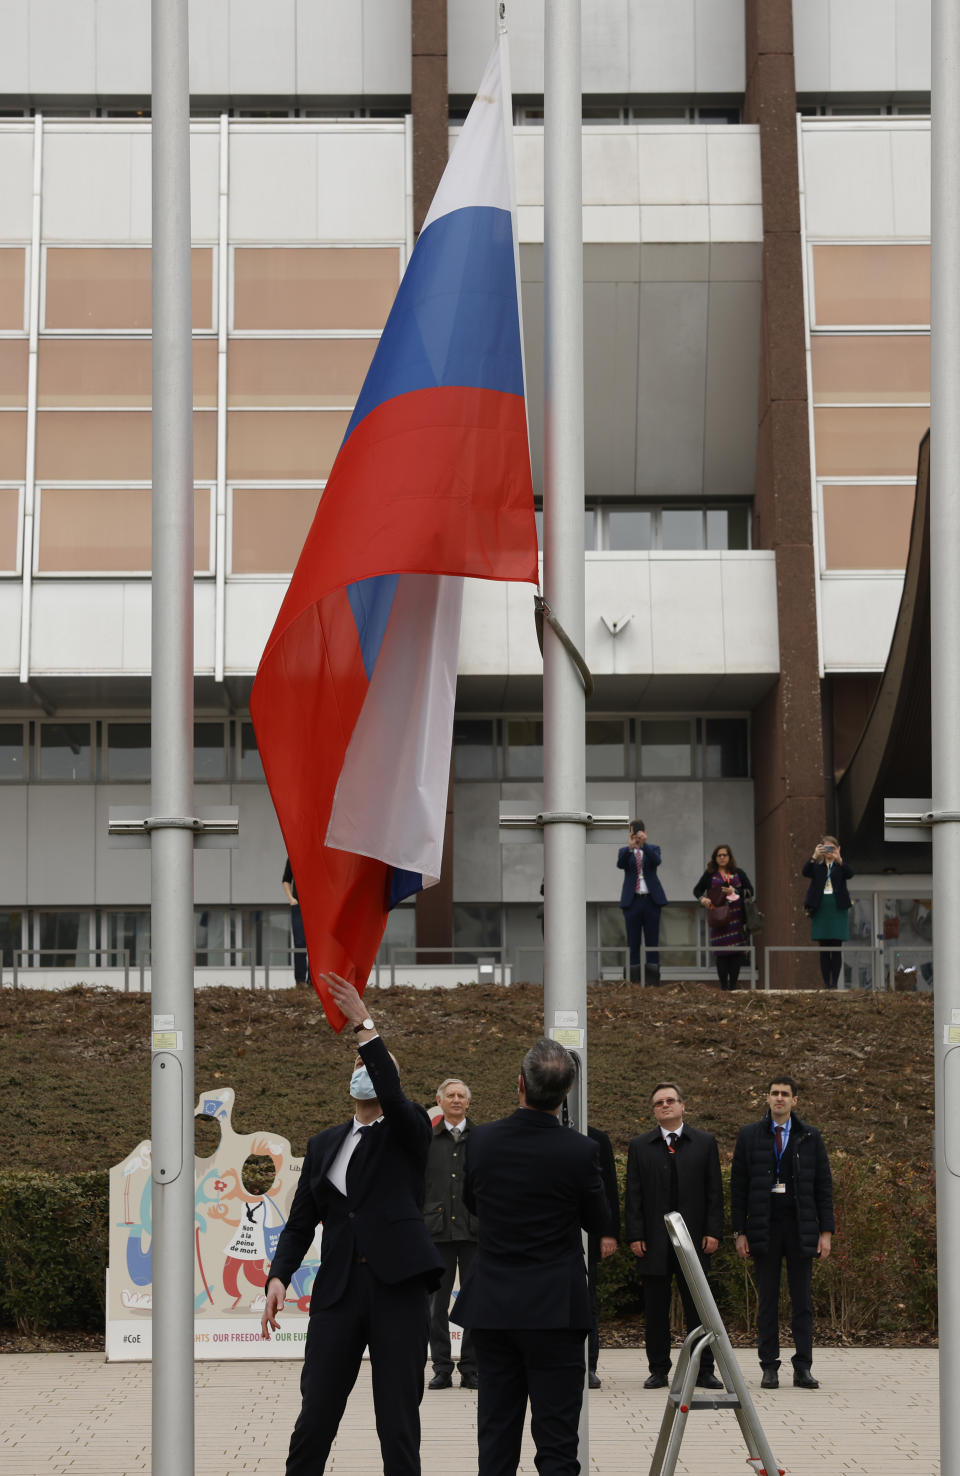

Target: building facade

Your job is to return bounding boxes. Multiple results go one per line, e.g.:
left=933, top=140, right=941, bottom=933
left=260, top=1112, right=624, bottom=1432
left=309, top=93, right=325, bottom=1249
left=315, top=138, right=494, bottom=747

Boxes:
left=0, top=0, right=934, bottom=988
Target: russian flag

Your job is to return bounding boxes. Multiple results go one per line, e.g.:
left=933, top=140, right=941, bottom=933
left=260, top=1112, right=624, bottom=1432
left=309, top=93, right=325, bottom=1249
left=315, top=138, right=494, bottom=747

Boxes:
left=250, top=39, right=538, bottom=1028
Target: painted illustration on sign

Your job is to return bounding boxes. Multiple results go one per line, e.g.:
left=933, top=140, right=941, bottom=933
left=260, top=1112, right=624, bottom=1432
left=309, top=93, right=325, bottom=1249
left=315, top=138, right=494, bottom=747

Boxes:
left=107, top=1086, right=319, bottom=1360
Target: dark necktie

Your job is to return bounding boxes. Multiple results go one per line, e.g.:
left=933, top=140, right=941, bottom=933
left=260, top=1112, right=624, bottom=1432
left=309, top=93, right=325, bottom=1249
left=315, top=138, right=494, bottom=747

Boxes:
left=775, top=1124, right=783, bottom=1156
left=666, top=1133, right=679, bottom=1210
left=667, top=1132, right=678, bottom=1153
left=346, top=1124, right=372, bottom=1193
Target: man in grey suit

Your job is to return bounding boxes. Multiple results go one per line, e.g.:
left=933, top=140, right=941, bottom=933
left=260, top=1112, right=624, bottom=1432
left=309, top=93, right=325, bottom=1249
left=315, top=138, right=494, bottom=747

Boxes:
left=455, top=1038, right=609, bottom=1476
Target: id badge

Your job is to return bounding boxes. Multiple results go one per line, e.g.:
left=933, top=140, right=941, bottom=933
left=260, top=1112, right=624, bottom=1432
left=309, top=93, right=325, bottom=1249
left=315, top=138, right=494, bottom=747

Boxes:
left=772, top=1181, right=786, bottom=1194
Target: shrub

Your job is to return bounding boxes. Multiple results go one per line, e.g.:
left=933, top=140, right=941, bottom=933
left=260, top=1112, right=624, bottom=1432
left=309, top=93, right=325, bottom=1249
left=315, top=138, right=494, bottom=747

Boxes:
left=0, top=1171, right=109, bottom=1334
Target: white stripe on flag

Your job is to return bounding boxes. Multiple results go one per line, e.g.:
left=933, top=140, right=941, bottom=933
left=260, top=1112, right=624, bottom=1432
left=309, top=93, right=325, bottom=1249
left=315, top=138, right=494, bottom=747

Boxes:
left=421, top=44, right=510, bottom=231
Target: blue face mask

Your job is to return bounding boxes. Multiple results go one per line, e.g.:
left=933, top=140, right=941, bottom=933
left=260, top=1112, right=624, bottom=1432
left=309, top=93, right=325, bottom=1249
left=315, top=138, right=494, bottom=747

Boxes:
left=349, top=1066, right=378, bottom=1101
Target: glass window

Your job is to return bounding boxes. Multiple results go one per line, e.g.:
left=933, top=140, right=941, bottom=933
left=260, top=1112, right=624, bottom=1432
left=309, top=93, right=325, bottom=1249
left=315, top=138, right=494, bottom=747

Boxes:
left=0, top=723, right=24, bottom=780
left=106, top=722, right=150, bottom=781
left=659, top=903, right=699, bottom=971
left=697, top=107, right=741, bottom=124
left=37, top=911, right=90, bottom=966
left=660, top=508, right=705, bottom=550
left=452, top=903, right=502, bottom=952
left=596, top=903, right=628, bottom=977
left=376, top=902, right=417, bottom=966
left=453, top=718, right=496, bottom=780
left=586, top=719, right=626, bottom=777
left=607, top=508, right=652, bottom=550
left=43, top=247, right=213, bottom=331
left=37, top=486, right=211, bottom=574
left=0, top=340, right=28, bottom=407
left=239, top=722, right=264, bottom=780
left=583, top=105, right=623, bottom=124
left=505, top=718, right=543, bottom=778
left=195, top=909, right=227, bottom=966
left=640, top=719, right=691, bottom=777
left=702, top=718, right=749, bottom=778
left=39, top=723, right=92, bottom=781
left=706, top=506, right=750, bottom=550
left=242, top=907, right=291, bottom=969
left=631, top=107, right=687, bottom=123
left=535, top=507, right=595, bottom=549
left=0, top=909, right=24, bottom=966
left=105, top=911, right=151, bottom=967
left=194, top=723, right=227, bottom=781
left=813, top=406, right=930, bottom=478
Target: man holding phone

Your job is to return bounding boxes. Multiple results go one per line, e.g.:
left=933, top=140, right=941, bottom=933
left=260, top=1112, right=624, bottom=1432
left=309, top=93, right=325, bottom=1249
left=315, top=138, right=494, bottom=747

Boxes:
left=617, top=820, right=668, bottom=985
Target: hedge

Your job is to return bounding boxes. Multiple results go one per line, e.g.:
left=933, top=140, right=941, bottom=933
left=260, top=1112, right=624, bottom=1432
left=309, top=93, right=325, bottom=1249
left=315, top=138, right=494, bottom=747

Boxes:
left=0, top=1155, right=937, bottom=1341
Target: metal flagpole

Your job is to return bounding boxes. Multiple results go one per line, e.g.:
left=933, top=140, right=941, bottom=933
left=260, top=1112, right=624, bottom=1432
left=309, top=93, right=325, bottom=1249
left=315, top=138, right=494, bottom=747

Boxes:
left=929, top=4, right=960, bottom=1470
left=150, top=2, right=196, bottom=1471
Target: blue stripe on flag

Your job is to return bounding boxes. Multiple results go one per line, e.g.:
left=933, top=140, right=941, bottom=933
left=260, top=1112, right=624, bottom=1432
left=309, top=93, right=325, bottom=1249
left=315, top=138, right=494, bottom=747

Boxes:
left=345, top=205, right=523, bottom=440
left=347, top=574, right=398, bottom=680
left=390, top=867, right=423, bottom=907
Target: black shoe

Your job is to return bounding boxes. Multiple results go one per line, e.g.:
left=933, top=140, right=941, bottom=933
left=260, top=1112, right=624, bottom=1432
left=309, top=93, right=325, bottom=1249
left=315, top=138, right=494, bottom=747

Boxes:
left=696, top=1371, right=723, bottom=1390
left=459, top=1372, right=478, bottom=1390
left=644, top=1373, right=669, bottom=1389
left=428, top=1373, right=453, bottom=1390
left=588, top=1371, right=602, bottom=1389
left=760, top=1368, right=779, bottom=1389
left=793, top=1368, right=820, bottom=1389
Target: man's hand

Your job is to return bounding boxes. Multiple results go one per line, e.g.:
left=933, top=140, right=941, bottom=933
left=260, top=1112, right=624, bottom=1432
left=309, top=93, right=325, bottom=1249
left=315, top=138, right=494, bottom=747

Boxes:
left=261, top=1277, right=286, bottom=1339
left=323, top=972, right=374, bottom=1036
left=817, top=1231, right=832, bottom=1260
left=734, top=1233, right=750, bottom=1260
left=600, top=1237, right=618, bottom=1260
left=702, top=1235, right=719, bottom=1255
left=630, top=1239, right=646, bottom=1257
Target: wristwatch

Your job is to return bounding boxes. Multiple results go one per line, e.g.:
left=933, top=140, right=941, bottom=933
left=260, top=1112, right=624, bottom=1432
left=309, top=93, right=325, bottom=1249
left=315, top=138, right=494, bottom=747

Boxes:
left=353, top=1017, right=375, bottom=1034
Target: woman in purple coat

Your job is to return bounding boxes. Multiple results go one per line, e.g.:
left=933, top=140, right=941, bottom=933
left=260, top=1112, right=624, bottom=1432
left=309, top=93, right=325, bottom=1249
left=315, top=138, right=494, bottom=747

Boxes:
left=693, top=844, right=753, bottom=990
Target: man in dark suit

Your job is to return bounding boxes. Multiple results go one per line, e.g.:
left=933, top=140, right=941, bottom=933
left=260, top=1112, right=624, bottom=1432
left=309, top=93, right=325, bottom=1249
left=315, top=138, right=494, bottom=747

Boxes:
left=424, top=1076, right=478, bottom=1390
left=625, top=1081, right=724, bottom=1390
left=731, top=1076, right=834, bottom=1390
left=261, top=972, right=443, bottom=1475
left=455, top=1037, right=609, bottom=1476
left=617, top=819, right=668, bottom=985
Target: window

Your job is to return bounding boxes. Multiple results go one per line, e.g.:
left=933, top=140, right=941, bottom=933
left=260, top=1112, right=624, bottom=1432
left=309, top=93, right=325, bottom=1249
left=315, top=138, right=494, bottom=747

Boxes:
left=105, top=911, right=151, bottom=967
left=701, top=718, right=749, bottom=779
left=105, top=723, right=150, bottom=782
left=639, top=719, right=692, bottom=778
left=661, top=509, right=705, bottom=550
left=37, top=911, right=91, bottom=966
left=240, top=908, right=291, bottom=970
left=586, top=719, right=627, bottom=777
left=0, top=723, right=24, bottom=780
left=194, top=723, right=227, bottom=782
left=452, top=903, right=502, bottom=953
left=195, top=909, right=228, bottom=966
left=538, top=503, right=752, bottom=551
left=453, top=718, right=498, bottom=780
left=607, top=508, right=653, bottom=550
left=505, top=719, right=543, bottom=779
left=239, top=722, right=264, bottom=781
left=39, top=723, right=92, bottom=781
left=706, top=507, right=750, bottom=549
left=376, top=903, right=417, bottom=967
left=0, top=909, right=23, bottom=966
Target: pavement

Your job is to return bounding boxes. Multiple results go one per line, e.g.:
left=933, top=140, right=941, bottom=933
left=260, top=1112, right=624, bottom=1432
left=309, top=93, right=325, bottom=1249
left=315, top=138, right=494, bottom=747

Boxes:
left=0, top=1346, right=939, bottom=1474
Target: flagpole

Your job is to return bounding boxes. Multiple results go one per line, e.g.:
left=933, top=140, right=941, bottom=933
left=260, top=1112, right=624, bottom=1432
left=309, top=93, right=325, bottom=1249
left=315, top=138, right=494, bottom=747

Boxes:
left=929, top=3, right=960, bottom=1470
left=150, top=2, right=196, bottom=1471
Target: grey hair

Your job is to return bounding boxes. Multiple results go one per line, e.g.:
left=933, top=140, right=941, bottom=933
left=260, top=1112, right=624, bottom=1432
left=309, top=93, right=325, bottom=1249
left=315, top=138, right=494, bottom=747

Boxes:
left=520, top=1037, right=576, bottom=1111
left=436, top=1077, right=471, bottom=1100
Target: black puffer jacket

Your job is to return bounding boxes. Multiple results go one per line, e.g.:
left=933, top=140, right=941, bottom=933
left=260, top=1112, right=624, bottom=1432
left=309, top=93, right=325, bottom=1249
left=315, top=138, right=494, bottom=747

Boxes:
left=730, top=1112, right=835, bottom=1257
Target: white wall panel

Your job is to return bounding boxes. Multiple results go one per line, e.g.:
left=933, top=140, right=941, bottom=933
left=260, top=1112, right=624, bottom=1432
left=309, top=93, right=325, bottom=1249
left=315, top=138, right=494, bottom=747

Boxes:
left=95, top=0, right=150, bottom=95
left=361, top=0, right=411, bottom=95
left=709, top=205, right=763, bottom=242
left=459, top=580, right=511, bottom=676
left=29, top=0, right=96, bottom=95
left=500, top=0, right=545, bottom=96
left=195, top=583, right=216, bottom=674
left=820, top=575, right=903, bottom=670
left=504, top=577, right=545, bottom=674
left=694, top=0, right=745, bottom=92
left=583, top=1, right=631, bottom=93
left=189, top=0, right=231, bottom=96
left=448, top=1, right=500, bottom=94
left=628, top=1, right=696, bottom=93
left=584, top=559, right=655, bottom=679
left=719, top=555, right=780, bottom=670
left=638, top=133, right=709, bottom=204
left=224, top=582, right=286, bottom=673
left=706, top=130, right=761, bottom=205
left=190, top=130, right=222, bottom=242
left=895, top=0, right=932, bottom=91
left=43, top=130, right=140, bottom=240
left=229, top=130, right=319, bottom=240
left=649, top=557, right=724, bottom=671
left=830, top=0, right=896, bottom=92
left=0, top=585, right=22, bottom=671
left=315, top=132, right=407, bottom=240
left=30, top=583, right=127, bottom=672
left=0, top=132, right=32, bottom=239
left=891, top=127, right=931, bottom=236
left=793, top=0, right=831, bottom=94
left=802, top=129, right=896, bottom=238
left=94, top=783, right=151, bottom=904
left=229, top=784, right=286, bottom=904
left=229, top=0, right=297, bottom=96
left=0, top=787, right=28, bottom=906
left=296, top=1, right=364, bottom=95
left=583, top=133, right=640, bottom=205
left=120, top=583, right=151, bottom=671
left=27, top=785, right=96, bottom=903
left=0, top=0, right=30, bottom=95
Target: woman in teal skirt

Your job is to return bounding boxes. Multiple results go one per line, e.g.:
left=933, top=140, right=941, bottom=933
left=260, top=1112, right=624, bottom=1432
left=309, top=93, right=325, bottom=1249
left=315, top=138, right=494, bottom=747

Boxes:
left=802, top=835, right=854, bottom=988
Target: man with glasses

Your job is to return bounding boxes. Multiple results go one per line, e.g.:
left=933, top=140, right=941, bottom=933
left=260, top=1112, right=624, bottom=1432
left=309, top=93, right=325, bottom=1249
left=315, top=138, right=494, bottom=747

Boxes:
left=731, top=1077, right=835, bottom=1390
left=625, top=1082, right=724, bottom=1389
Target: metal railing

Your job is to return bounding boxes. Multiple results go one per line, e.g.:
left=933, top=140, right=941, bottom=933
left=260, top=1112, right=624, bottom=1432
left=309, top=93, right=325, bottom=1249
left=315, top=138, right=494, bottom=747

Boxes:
left=11, top=947, right=131, bottom=991
left=384, top=945, right=509, bottom=987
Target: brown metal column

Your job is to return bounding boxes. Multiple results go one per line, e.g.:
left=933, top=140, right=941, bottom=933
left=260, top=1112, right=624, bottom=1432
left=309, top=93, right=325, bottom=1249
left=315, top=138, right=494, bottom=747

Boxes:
left=745, top=0, right=826, bottom=988
left=412, top=1, right=454, bottom=957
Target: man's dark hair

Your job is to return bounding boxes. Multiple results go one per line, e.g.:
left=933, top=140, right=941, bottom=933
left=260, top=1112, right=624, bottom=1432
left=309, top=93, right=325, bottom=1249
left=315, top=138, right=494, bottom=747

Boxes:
left=650, top=1081, right=684, bottom=1104
left=630, top=818, right=645, bottom=833
left=767, top=1075, right=799, bottom=1096
left=521, top=1037, right=576, bottom=1111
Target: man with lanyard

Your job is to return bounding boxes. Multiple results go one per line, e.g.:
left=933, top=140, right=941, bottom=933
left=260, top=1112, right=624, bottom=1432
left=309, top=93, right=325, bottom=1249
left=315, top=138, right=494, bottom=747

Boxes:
left=730, top=1077, right=835, bottom=1390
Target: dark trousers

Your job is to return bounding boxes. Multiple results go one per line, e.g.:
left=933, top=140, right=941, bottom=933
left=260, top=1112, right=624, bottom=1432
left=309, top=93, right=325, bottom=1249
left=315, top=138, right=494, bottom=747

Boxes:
left=290, top=903, right=309, bottom=984
left=623, top=894, right=661, bottom=982
left=754, top=1214, right=814, bottom=1371
left=715, top=950, right=746, bottom=990
left=641, top=1248, right=715, bottom=1376
left=472, top=1325, right=587, bottom=1476
left=429, top=1240, right=477, bottom=1375
left=587, top=1255, right=600, bottom=1373
left=285, top=1264, right=429, bottom=1475
left=818, top=941, right=843, bottom=988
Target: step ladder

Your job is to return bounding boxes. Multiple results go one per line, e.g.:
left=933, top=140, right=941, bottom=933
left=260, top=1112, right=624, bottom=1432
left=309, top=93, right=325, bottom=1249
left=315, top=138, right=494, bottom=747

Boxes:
left=648, top=1213, right=785, bottom=1476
